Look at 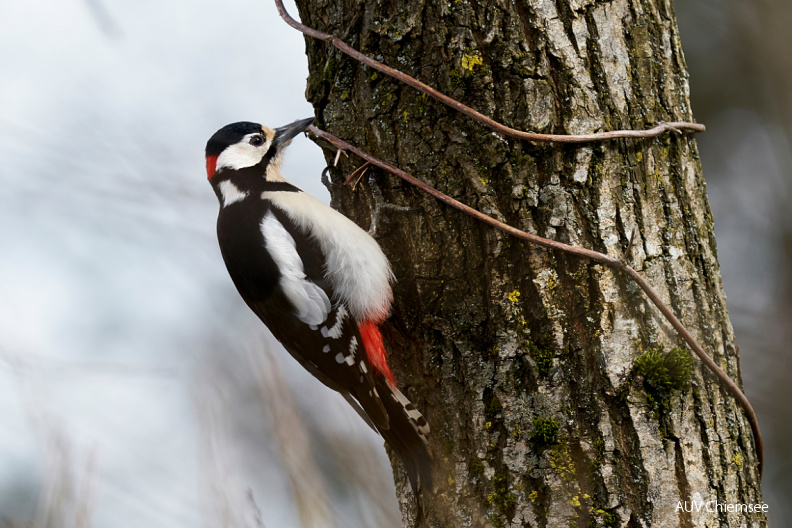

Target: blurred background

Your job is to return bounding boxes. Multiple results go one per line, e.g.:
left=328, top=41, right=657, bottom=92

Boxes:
left=0, top=0, right=788, bottom=526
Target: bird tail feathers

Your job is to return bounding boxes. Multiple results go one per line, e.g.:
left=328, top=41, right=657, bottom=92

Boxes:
left=374, top=375, right=433, bottom=494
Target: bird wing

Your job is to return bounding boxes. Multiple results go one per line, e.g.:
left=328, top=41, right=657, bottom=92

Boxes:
left=260, top=209, right=330, bottom=325
left=247, top=293, right=390, bottom=432
left=239, top=205, right=390, bottom=431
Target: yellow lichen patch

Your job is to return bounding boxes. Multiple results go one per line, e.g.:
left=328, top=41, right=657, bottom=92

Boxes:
left=550, top=445, right=576, bottom=482
left=547, top=271, right=557, bottom=290
left=508, top=290, right=521, bottom=304
left=732, top=453, right=742, bottom=466
left=529, top=490, right=538, bottom=503
left=462, top=52, right=484, bottom=71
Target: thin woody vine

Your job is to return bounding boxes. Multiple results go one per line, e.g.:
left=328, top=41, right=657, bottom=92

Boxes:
left=274, top=0, right=763, bottom=478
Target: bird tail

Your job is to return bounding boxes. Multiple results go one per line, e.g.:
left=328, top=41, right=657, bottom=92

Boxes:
left=374, top=375, right=433, bottom=494
left=357, top=320, right=432, bottom=493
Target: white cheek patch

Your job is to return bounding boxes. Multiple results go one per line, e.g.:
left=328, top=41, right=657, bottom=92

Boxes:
left=218, top=180, right=248, bottom=207
left=215, top=134, right=272, bottom=172
left=261, top=210, right=331, bottom=325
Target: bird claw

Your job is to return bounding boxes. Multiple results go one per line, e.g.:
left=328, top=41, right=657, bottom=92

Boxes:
left=367, top=174, right=417, bottom=236
left=321, top=166, right=333, bottom=190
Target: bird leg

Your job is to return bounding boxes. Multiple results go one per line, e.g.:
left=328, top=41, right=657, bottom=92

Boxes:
left=367, top=174, right=417, bottom=236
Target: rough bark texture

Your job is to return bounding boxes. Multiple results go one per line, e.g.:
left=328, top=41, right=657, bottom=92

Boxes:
left=293, top=0, right=764, bottom=526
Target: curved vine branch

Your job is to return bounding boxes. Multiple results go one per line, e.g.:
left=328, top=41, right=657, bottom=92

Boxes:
left=276, top=0, right=760, bottom=478
left=275, top=0, right=705, bottom=142
left=307, top=125, right=764, bottom=477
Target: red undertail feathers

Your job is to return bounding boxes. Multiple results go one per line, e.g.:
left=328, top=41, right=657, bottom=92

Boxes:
left=359, top=321, right=396, bottom=386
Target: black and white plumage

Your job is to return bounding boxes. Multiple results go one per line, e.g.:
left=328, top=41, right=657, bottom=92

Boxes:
left=205, top=119, right=432, bottom=492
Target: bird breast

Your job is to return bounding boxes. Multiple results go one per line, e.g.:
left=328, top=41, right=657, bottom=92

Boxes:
left=263, top=190, right=394, bottom=323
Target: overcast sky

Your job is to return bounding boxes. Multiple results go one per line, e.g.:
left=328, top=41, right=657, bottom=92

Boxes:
left=0, top=1, right=381, bottom=526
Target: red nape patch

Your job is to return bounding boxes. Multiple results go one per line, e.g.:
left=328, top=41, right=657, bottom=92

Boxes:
left=205, top=155, right=218, bottom=180
left=359, top=321, right=396, bottom=387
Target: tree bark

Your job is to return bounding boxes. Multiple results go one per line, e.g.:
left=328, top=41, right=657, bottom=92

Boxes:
left=294, top=0, right=764, bottom=526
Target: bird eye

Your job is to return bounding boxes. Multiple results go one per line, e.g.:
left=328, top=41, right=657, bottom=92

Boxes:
left=249, top=135, right=264, bottom=147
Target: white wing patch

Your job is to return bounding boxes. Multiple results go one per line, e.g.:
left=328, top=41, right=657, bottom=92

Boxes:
left=334, top=336, right=358, bottom=366
left=320, top=305, right=347, bottom=339
left=218, top=180, right=248, bottom=207
left=263, top=191, right=394, bottom=323
left=261, top=210, right=331, bottom=325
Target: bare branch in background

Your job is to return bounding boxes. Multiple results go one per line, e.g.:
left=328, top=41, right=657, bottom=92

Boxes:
left=324, top=431, right=400, bottom=528
left=2, top=351, right=97, bottom=528
left=248, top=347, right=336, bottom=528
left=195, top=306, right=403, bottom=527
left=82, top=0, right=122, bottom=39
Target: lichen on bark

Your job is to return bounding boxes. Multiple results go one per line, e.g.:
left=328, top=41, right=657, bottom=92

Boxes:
left=294, top=0, right=763, bottom=526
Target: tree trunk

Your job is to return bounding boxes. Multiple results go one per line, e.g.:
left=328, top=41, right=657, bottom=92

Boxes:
left=294, top=0, right=764, bottom=526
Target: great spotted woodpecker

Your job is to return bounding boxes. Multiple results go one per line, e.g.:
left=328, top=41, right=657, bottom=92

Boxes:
left=205, top=119, right=432, bottom=492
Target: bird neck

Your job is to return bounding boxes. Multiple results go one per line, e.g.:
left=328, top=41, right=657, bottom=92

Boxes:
left=212, top=167, right=302, bottom=208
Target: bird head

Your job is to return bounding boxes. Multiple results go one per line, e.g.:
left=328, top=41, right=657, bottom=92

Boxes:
left=204, top=118, right=313, bottom=182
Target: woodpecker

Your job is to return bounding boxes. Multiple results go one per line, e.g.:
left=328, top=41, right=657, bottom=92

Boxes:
left=205, top=118, right=432, bottom=492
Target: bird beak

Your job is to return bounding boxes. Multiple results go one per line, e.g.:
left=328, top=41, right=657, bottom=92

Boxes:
left=272, top=117, right=314, bottom=149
